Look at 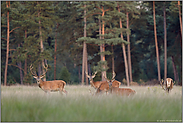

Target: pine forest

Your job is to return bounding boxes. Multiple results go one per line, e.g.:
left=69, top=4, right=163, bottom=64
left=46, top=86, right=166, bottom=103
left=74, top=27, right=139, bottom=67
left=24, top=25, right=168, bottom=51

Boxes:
left=1, top=1, right=182, bottom=86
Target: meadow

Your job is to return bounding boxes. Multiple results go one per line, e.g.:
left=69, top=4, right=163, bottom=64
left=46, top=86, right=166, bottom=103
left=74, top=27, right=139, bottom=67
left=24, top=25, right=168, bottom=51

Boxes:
left=1, top=85, right=182, bottom=122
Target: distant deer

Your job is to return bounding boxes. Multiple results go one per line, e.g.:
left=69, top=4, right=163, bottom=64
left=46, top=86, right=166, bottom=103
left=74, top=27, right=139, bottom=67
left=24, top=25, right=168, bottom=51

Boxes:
left=97, top=71, right=136, bottom=96
left=160, top=78, right=175, bottom=93
left=30, top=64, right=67, bottom=94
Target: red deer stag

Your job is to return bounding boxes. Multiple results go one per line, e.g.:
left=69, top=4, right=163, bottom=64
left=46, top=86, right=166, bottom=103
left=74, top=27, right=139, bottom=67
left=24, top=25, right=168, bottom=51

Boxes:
left=30, top=64, right=67, bottom=94
left=160, top=78, right=174, bottom=93
left=86, top=71, right=121, bottom=94
left=85, top=71, right=103, bottom=89
left=99, top=72, right=136, bottom=96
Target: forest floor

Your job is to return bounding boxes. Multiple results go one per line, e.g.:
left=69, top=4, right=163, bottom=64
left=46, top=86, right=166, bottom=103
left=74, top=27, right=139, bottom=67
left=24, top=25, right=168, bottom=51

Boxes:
left=1, top=85, right=182, bottom=122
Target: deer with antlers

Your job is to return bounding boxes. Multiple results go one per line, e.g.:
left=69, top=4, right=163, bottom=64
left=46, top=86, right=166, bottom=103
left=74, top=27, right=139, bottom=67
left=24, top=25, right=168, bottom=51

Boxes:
left=85, top=71, right=102, bottom=89
left=97, top=71, right=136, bottom=96
left=160, top=78, right=175, bottom=93
left=86, top=71, right=121, bottom=94
left=30, top=64, right=67, bottom=94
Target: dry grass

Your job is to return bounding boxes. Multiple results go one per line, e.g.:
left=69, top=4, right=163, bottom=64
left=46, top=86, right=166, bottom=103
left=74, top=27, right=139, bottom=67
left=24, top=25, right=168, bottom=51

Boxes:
left=1, top=85, right=182, bottom=122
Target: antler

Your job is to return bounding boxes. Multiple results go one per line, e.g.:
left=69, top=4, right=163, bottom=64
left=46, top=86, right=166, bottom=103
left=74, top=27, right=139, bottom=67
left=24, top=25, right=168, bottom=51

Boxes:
left=30, top=64, right=37, bottom=77
left=40, top=63, right=48, bottom=78
left=85, top=71, right=97, bottom=79
left=111, top=71, right=116, bottom=80
left=103, top=71, right=116, bottom=81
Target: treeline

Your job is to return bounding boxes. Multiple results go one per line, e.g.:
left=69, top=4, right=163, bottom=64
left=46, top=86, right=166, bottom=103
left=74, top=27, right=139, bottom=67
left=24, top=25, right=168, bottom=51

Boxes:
left=1, top=1, right=182, bottom=86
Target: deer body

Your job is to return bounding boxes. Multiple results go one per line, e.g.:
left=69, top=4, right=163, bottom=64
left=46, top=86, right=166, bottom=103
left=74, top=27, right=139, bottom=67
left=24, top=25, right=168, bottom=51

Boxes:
left=109, top=87, right=136, bottom=96
left=37, top=80, right=67, bottom=94
left=86, top=71, right=104, bottom=89
left=30, top=64, right=67, bottom=94
left=96, top=72, right=121, bottom=94
left=90, top=81, right=103, bottom=89
left=100, top=71, right=136, bottom=96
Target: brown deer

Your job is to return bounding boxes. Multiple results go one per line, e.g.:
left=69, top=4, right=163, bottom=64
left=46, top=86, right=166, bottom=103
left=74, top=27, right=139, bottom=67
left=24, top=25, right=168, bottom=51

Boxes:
left=30, top=64, right=67, bottom=94
left=85, top=71, right=103, bottom=89
left=160, top=78, right=175, bottom=93
left=98, top=72, right=136, bottom=96
left=86, top=71, right=121, bottom=94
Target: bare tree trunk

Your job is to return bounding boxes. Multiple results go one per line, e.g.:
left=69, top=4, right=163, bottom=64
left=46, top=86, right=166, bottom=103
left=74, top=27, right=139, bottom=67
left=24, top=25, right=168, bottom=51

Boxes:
left=18, top=61, right=23, bottom=85
left=101, top=10, right=107, bottom=81
left=17, top=44, right=23, bottom=85
left=153, top=1, right=161, bottom=81
left=99, top=19, right=105, bottom=81
left=4, top=1, right=10, bottom=86
left=118, top=5, right=130, bottom=86
left=54, top=23, right=58, bottom=80
left=82, top=42, right=86, bottom=85
left=85, top=46, right=88, bottom=85
left=126, top=11, right=133, bottom=83
left=178, top=1, right=182, bottom=35
left=24, top=30, right=27, bottom=78
left=38, top=3, right=46, bottom=81
left=164, top=2, right=167, bottom=81
left=82, top=4, right=88, bottom=85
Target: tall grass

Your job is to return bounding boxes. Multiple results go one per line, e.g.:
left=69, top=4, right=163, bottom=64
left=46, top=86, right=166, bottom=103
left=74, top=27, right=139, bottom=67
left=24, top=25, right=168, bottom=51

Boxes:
left=1, top=85, right=182, bottom=122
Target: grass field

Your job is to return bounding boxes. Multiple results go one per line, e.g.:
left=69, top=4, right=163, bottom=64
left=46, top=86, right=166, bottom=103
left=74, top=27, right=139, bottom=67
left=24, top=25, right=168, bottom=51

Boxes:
left=1, top=85, right=182, bottom=122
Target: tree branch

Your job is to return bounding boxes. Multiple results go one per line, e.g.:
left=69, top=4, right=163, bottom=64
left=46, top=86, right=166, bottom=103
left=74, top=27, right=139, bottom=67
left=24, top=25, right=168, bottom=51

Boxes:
left=9, top=27, right=20, bottom=34
left=1, top=37, right=7, bottom=41
left=8, top=64, right=25, bottom=73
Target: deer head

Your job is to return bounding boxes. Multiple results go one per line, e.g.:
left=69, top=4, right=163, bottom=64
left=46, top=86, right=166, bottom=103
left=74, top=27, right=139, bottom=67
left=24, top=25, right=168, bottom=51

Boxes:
left=30, top=63, right=48, bottom=84
left=103, top=71, right=116, bottom=87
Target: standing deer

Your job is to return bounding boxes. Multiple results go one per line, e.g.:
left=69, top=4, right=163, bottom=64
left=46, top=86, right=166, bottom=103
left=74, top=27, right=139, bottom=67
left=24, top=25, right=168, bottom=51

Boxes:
left=86, top=71, right=121, bottom=94
left=98, top=71, right=136, bottom=96
left=30, top=64, right=67, bottom=94
left=160, top=78, right=175, bottom=93
left=85, top=71, right=104, bottom=89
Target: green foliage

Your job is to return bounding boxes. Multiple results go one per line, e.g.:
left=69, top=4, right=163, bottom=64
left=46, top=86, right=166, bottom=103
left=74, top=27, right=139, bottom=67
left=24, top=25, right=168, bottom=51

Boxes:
left=59, top=66, right=71, bottom=84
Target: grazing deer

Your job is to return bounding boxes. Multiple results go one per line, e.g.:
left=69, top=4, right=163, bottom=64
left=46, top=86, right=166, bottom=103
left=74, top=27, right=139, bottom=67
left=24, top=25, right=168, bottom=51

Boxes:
left=98, top=71, right=136, bottom=96
left=160, top=78, right=175, bottom=93
left=30, top=64, right=67, bottom=94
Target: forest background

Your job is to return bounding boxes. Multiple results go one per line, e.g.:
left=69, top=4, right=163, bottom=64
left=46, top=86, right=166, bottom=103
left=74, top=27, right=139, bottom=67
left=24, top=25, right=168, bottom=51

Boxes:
left=1, top=1, right=182, bottom=86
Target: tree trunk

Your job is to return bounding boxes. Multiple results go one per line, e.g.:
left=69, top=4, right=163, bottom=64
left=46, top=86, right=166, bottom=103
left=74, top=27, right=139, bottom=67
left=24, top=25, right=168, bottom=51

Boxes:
left=153, top=1, right=161, bottom=81
left=118, top=6, right=130, bottom=86
left=4, top=1, right=10, bottom=86
left=24, top=30, right=27, bottom=78
left=178, top=1, right=182, bottom=35
left=164, top=2, right=167, bottom=81
left=84, top=6, right=88, bottom=85
left=38, top=3, right=46, bottom=81
left=126, top=11, right=133, bottom=83
left=111, top=45, right=115, bottom=73
left=101, top=10, right=107, bottom=81
left=82, top=42, right=86, bottom=85
left=85, top=46, right=88, bottom=85
left=54, top=23, right=58, bottom=80
left=82, top=4, right=88, bottom=85
left=18, top=61, right=23, bottom=85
